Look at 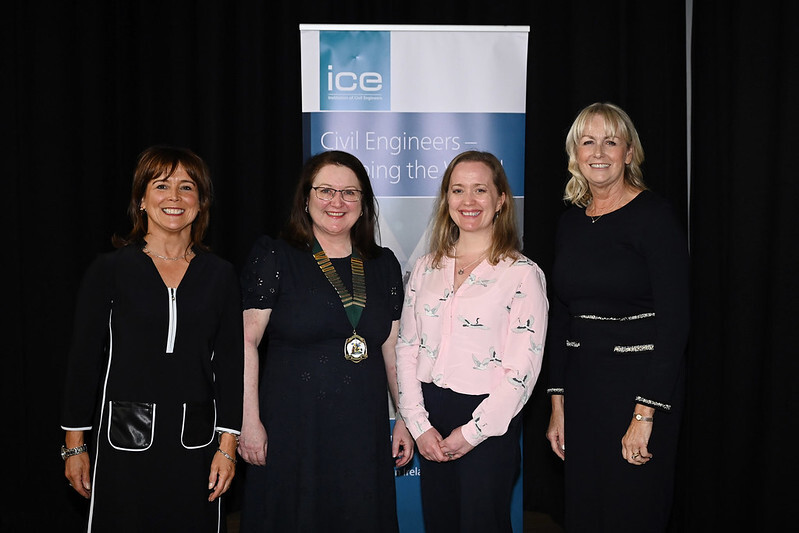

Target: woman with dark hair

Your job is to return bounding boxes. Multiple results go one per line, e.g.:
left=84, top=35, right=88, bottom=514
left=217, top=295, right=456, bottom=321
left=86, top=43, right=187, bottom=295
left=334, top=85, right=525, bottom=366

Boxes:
left=546, top=102, right=690, bottom=532
left=238, top=150, right=414, bottom=532
left=61, top=145, right=244, bottom=532
left=396, top=150, right=549, bottom=532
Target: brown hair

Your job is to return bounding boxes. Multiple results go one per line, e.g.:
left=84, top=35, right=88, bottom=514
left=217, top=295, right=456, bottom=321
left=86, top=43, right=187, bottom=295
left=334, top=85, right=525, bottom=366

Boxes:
left=281, top=150, right=381, bottom=259
left=112, top=145, right=213, bottom=251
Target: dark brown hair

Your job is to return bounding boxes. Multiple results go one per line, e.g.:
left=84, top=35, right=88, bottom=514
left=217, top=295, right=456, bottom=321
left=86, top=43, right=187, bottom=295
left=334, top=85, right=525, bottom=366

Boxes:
left=112, top=145, right=213, bottom=250
left=281, top=150, right=380, bottom=259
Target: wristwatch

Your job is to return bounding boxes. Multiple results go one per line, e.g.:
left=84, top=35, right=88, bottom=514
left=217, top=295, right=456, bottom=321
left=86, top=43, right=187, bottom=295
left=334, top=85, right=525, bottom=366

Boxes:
left=61, top=444, right=88, bottom=461
left=634, top=413, right=654, bottom=422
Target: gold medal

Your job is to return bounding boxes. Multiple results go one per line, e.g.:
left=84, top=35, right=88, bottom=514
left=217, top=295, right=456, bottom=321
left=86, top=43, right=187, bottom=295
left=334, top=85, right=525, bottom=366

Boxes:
left=344, top=332, right=368, bottom=362
left=312, top=239, right=367, bottom=363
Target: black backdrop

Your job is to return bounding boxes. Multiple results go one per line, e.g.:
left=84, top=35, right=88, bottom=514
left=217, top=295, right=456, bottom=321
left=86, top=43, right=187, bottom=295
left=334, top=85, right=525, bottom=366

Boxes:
left=5, top=1, right=797, bottom=531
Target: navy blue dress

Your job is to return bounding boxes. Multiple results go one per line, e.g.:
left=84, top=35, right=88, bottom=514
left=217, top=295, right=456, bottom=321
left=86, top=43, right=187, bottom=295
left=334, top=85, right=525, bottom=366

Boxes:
left=239, top=236, right=403, bottom=533
left=547, top=191, right=690, bottom=533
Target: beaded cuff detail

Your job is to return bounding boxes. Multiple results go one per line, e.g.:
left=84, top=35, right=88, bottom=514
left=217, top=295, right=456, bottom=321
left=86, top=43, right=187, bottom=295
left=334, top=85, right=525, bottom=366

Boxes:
left=613, top=344, right=655, bottom=353
left=635, top=395, right=671, bottom=411
left=575, top=312, right=655, bottom=321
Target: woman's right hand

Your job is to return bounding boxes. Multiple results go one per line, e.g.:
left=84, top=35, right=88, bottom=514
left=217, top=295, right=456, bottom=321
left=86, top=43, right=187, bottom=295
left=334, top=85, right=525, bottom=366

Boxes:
left=241, top=308, right=271, bottom=466
left=416, top=427, right=449, bottom=462
left=238, top=418, right=268, bottom=466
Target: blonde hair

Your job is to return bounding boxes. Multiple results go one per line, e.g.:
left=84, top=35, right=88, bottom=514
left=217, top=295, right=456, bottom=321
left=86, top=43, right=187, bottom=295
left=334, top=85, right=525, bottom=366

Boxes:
left=564, top=102, right=646, bottom=207
left=428, top=151, right=521, bottom=268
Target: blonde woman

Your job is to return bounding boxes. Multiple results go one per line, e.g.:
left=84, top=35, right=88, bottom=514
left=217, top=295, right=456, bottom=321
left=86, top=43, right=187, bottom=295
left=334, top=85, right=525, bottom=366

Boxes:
left=546, top=103, right=690, bottom=532
left=397, top=150, right=548, bottom=533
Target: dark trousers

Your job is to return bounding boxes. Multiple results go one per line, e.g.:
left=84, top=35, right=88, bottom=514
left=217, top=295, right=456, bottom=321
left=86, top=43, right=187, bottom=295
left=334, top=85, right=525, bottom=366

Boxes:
left=418, top=382, right=522, bottom=533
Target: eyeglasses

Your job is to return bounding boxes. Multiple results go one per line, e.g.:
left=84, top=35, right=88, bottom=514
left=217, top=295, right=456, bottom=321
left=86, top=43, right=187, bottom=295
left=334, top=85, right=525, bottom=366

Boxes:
left=311, top=187, right=363, bottom=202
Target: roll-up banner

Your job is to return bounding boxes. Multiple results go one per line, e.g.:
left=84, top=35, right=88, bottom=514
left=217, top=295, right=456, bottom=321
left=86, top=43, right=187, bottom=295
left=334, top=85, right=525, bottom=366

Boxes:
left=300, top=24, right=529, bottom=532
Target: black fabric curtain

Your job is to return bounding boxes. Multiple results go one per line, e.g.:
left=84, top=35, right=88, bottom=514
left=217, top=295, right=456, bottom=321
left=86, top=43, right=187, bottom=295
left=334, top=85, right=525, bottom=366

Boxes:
left=678, top=2, right=799, bottom=531
left=5, top=1, right=795, bottom=531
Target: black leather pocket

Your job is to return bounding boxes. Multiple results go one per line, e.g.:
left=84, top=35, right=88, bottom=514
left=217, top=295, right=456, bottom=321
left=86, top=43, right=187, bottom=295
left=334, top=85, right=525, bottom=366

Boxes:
left=108, top=401, right=155, bottom=451
left=181, top=400, right=216, bottom=449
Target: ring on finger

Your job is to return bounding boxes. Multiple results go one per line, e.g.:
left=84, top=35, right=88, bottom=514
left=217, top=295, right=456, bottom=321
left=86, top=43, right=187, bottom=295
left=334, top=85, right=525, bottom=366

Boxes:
left=631, top=452, right=640, bottom=459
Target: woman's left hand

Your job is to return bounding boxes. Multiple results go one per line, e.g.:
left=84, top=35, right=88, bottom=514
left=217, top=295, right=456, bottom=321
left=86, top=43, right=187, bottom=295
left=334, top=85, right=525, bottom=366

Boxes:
left=439, top=425, right=475, bottom=461
left=392, top=418, right=415, bottom=467
left=208, top=433, right=237, bottom=501
left=621, top=410, right=655, bottom=465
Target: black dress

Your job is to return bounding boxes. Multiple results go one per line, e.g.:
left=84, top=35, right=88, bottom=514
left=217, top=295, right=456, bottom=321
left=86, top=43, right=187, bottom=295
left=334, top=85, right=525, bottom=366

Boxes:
left=61, top=245, right=244, bottom=533
left=547, top=191, right=690, bottom=533
left=239, top=236, right=404, bottom=533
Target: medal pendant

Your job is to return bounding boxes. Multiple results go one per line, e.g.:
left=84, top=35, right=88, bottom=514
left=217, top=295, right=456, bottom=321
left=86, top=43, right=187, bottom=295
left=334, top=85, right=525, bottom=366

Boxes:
left=345, top=333, right=368, bottom=363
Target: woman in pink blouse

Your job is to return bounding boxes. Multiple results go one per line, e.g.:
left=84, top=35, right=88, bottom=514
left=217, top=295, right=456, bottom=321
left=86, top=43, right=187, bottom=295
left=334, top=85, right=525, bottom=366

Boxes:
left=396, top=150, right=549, bottom=532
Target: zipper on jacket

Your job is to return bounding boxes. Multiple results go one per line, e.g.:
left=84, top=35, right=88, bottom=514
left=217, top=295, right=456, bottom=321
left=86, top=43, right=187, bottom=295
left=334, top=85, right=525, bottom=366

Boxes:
left=166, top=287, right=177, bottom=353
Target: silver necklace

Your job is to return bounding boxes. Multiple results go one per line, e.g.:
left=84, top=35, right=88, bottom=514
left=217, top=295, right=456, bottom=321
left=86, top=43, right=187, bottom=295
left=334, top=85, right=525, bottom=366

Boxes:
left=588, top=195, right=623, bottom=224
left=143, top=246, right=194, bottom=261
left=456, top=251, right=487, bottom=275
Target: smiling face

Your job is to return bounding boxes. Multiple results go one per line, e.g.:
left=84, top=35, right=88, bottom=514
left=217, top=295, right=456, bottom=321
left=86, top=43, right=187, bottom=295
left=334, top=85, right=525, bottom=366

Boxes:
left=576, top=114, right=634, bottom=191
left=308, top=164, right=362, bottom=244
left=140, top=164, right=199, bottom=239
left=447, top=161, right=505, bottom=238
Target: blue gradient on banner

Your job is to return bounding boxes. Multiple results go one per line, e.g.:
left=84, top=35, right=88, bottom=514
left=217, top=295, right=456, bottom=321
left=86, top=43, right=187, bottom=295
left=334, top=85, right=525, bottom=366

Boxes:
left=320, top=31, right=390, bottom=111
left=304, top=112, right=526, bottom=197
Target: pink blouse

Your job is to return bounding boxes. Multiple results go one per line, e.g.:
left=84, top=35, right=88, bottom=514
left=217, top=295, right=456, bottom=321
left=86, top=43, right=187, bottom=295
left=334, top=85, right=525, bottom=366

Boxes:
left=396, top=253, right=549, bottom=447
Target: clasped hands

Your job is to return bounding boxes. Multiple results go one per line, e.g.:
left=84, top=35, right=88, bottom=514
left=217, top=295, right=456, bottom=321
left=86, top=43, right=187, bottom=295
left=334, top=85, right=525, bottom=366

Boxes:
left=417, top=425, right=474, bottom=462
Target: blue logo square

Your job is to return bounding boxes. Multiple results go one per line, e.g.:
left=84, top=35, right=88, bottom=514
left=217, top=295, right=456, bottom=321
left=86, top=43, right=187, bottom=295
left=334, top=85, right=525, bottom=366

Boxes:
left=319, top=31, right=391, bottom=111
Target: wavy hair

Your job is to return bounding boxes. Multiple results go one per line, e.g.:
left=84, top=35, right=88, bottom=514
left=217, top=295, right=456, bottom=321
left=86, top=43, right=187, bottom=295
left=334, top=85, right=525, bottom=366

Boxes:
left=564, top=102, right=647, bottom=206
left=113, top=145, right=213, bottom=251
left=428, top=150, right=521, bottom=268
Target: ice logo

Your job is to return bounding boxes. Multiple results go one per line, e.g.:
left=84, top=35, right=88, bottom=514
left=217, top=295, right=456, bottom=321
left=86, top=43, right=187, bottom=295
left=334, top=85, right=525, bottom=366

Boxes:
left=319, top=30, right=390, bottom=111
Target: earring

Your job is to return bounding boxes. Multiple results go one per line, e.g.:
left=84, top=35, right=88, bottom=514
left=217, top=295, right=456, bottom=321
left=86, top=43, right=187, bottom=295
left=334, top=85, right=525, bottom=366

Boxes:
left=493, top=210, right=500, bottom=222
left=305, top=205, right=309, bottom=213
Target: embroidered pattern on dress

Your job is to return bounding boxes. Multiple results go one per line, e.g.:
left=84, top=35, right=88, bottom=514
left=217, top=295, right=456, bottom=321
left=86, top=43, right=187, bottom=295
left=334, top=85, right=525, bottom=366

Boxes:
left=566, top=340, right=580, bottom=348
left=613, top=344, right=655, bottom=353
left=575, top=312, right=655, bottom=321
left=636, top=395, right=672, bottom=411
left=547, top=387, right=564, bottom=394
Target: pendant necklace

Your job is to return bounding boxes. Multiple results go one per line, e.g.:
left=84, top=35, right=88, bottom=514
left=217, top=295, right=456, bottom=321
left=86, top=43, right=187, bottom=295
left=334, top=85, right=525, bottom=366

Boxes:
left=456, top=250, right=487, bottom=275
left=312, top=239, right=368, bottom=363
left=588, top=194, right=623, bottom=224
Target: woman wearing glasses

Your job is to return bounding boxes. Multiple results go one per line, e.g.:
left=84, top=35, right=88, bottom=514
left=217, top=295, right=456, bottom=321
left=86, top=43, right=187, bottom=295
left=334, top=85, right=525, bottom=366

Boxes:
left=238, top=150, right=414, bottom=532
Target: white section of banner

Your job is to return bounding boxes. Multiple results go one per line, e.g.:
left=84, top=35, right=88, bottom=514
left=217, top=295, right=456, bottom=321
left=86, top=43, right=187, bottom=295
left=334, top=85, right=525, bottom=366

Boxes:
left=390, top=30, right=528, bottom=112
left=300, top=24, right=529, bottom=113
